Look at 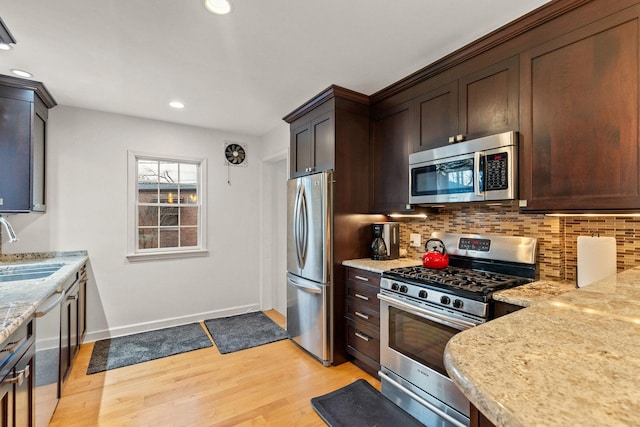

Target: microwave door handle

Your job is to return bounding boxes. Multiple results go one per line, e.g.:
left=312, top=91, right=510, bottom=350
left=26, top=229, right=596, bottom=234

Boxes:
left=474, top=151, right=484, bottom=198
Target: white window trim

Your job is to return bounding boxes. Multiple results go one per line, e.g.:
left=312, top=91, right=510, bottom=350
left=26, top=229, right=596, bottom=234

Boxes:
left=126, top=150, right=208, bottom=262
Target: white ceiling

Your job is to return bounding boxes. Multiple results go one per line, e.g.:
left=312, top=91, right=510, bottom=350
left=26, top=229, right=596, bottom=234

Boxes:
left=0, top=0, right=550, bottom=137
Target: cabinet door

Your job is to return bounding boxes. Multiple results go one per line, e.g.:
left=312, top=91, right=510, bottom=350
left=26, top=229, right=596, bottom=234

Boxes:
left=31, top=111, right=46, bottom=212
left=0, top=96, right=32, bottom=212
left=310, top=112, right=334, bottom=174
left=79, top=275, right=87, bottom=342
left=0, top=371, right=14, bottom=426
left=290, top=122, right=312, bottom=178
left=415, top=82, right=458, bottom=151
left=459, top=56, right=519, bottom=140
left=370, top=101, right=415, bottom=213
left=60, top=285, right=79, bottom=385
left=14, top=344, right=34, bottom=427
left=519, top=7, right=640, bottom=211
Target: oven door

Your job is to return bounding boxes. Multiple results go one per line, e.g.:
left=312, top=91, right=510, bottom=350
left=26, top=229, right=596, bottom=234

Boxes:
left=378, top=291, right=476, bottom=426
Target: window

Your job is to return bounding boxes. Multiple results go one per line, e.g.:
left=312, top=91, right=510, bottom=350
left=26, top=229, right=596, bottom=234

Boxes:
left=127, top=152, right=207, bottom=260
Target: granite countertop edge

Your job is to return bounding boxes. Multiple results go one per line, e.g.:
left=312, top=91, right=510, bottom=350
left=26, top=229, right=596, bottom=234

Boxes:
left=0, top=251, right=89, bottom=344
left=342, top=258, right=423, bottom=274
left=444, top=266, right=640, bottom=426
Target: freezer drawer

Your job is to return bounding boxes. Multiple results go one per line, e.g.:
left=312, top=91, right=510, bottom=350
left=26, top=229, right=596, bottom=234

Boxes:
left=286, top=273, right=331, bottom=366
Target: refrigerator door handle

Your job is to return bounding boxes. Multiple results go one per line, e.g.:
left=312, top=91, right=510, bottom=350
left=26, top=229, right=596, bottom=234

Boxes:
left=287, top=274, right=322, bottom=294
left=294, top=184, right=308, bottom=268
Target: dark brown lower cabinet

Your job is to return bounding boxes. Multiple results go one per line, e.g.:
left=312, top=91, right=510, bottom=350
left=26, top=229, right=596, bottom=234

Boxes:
left=344, top=267, right=381, bottom=377
left=0, top=318, right=35, bottom=427
left=492, top=300, right=524, bottom=319
left=470, top=403, right=496, bottom=427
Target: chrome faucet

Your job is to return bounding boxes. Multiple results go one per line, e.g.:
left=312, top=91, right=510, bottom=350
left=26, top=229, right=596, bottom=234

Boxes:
left=0, top=216, right=18, bottom=243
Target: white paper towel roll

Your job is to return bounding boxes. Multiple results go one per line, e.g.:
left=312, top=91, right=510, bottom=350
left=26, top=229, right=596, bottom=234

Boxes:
left=577, top=236, right=617, bottom=287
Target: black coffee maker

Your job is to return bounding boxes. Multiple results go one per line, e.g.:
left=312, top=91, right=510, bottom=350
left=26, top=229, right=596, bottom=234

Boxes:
left=371, top=223, right=389, bottom=260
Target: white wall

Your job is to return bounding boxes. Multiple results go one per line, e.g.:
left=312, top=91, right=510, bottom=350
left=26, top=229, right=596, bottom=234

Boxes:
left=258, top=122, right=289, bottom=315
left=4, top=106, right=264, bottom=341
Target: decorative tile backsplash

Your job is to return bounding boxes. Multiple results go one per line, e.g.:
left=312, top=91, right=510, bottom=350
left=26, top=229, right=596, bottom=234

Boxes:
left=397, top=202, right=640, bottom=282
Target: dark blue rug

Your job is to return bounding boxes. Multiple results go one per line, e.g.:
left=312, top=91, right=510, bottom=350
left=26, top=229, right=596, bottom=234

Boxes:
left=311, top=379, right=424, bottom=427
left=87, top=322, right=212, bottom=374
left=204, top=311, right=288, bottom=354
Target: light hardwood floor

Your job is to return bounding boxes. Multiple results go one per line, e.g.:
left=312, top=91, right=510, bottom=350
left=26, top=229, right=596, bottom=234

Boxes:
left=50, top=310, right=378, bottom=426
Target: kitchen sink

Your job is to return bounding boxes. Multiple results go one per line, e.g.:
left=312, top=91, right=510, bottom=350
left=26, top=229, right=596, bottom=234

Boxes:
left=0, top=263, right=65, bottom=283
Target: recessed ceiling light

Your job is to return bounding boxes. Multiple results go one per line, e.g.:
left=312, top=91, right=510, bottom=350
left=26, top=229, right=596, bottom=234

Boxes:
left=0, top=43, right=12, bottom=51
left=204, top=0, right=231, bottom=15
left=11, top=69, right=32, bottom=78
left=169, top=101, right=185, bottom=109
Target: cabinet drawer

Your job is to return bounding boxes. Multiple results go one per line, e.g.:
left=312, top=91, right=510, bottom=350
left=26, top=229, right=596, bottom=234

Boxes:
left=345, top=320, right=380, bottom=363
left=345, top=297, right=380, bottom=327
left=347, top=268, right=381, bottom=286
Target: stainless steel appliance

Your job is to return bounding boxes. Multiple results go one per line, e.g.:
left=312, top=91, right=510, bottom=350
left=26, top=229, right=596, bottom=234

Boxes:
left=371, top=222, right=399, bottom=260
left=286, top=171, right=333, bottom=366
left=409, top=131, right=517, bottom=205
left=378, top=232, right=537, bottom=427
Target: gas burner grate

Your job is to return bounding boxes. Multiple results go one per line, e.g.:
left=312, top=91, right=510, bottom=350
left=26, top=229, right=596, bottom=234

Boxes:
left=386, top=265, right=527, bottom=293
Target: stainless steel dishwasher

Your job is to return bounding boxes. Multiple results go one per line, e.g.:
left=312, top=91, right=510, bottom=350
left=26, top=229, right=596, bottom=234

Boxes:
left=34, top=287, right=65, bottom=427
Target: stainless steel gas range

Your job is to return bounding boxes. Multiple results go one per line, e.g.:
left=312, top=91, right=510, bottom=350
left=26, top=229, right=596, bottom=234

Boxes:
left=378, top=232, right=537, bottom=427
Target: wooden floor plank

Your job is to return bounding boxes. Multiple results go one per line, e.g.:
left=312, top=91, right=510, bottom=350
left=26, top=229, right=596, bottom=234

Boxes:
left=50, top=310, right=378, bottom=426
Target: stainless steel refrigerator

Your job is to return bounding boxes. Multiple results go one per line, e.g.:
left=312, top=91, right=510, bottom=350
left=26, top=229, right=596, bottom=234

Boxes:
left=286, top=170, right=333, bottom=366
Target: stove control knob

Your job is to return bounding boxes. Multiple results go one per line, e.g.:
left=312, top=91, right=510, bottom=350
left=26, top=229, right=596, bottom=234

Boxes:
left=418, top=290, right=428, bottom=299
left=453, top=299, right=464, bottom=309
left=391, top=283, right=399, bottom=291
left=399, top=285, right=409, bottom=293
left=440, top=296, right=451, bottom=305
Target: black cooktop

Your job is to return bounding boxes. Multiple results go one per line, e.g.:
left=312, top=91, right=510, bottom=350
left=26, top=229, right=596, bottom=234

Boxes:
left=382, top=264, right=532, bottom=296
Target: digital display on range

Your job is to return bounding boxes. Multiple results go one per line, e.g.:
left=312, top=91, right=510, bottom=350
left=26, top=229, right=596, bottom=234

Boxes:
left=458, top=238, right=491, bottom=252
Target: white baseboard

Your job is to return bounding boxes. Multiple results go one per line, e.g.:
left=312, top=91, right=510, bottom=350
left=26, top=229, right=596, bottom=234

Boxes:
left=83, top=303, right=261, bottom=343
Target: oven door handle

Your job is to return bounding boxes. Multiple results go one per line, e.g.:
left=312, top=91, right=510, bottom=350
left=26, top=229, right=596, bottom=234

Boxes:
left=378, top=370, right=468, bottom=427
left=377, top=293, right=477, bottom=331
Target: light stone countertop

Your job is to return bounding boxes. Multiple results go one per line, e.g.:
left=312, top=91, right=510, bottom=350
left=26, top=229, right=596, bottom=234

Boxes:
left=492, top=279, right=577, bottom=307
left=444, top=266, right=640, bottom=427
left=0, top=252, right=88, bottom=344
left=342, top=257, right=423, bottom=274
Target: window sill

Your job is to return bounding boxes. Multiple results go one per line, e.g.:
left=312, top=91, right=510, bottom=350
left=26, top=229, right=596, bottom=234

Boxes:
left=126, top=249, right=209, bottom=262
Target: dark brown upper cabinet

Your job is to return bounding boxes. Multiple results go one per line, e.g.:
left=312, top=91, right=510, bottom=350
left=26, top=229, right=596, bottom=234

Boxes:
left=285, top=86, right=369, bottom=180
left=415, top=56, right=519, bottom=152
left=370, top=101, right=415, bottom=213
left=283, top=85, right=371, bottom=214
left=519, top=5, right=640, bottom=212
left=0, top=75, right=56, bottom=213
left=289, top=108, right=334, bottom=178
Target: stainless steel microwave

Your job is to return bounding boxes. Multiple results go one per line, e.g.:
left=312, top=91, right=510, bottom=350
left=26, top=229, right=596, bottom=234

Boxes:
left=409, top=131, right=517, bottom=205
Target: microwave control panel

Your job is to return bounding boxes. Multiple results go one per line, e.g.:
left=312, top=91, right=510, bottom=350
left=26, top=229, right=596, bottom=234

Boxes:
left=485, top=152, right=509, bottom=190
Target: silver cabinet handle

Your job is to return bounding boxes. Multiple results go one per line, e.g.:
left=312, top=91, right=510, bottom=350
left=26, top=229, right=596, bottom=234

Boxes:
left=354, top=275, right=369, bottom=282
left=354, top=311, right=370, bottom=320
left=67, top=294, right=78, bottom=301
left=36, top=289, right=66, bottom=317
left=354, top=332, right=370, bottom=342
left=4, top=365, right=29, bottom=386
left=354, top=293, right=369, bottom=301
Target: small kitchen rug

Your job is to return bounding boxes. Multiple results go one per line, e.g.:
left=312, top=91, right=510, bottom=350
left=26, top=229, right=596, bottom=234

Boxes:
left=204, top=311, right=288, bottom=354
left=311, top=379, right=424, bottom=427
left=87, top=323, right=213, bottom=374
